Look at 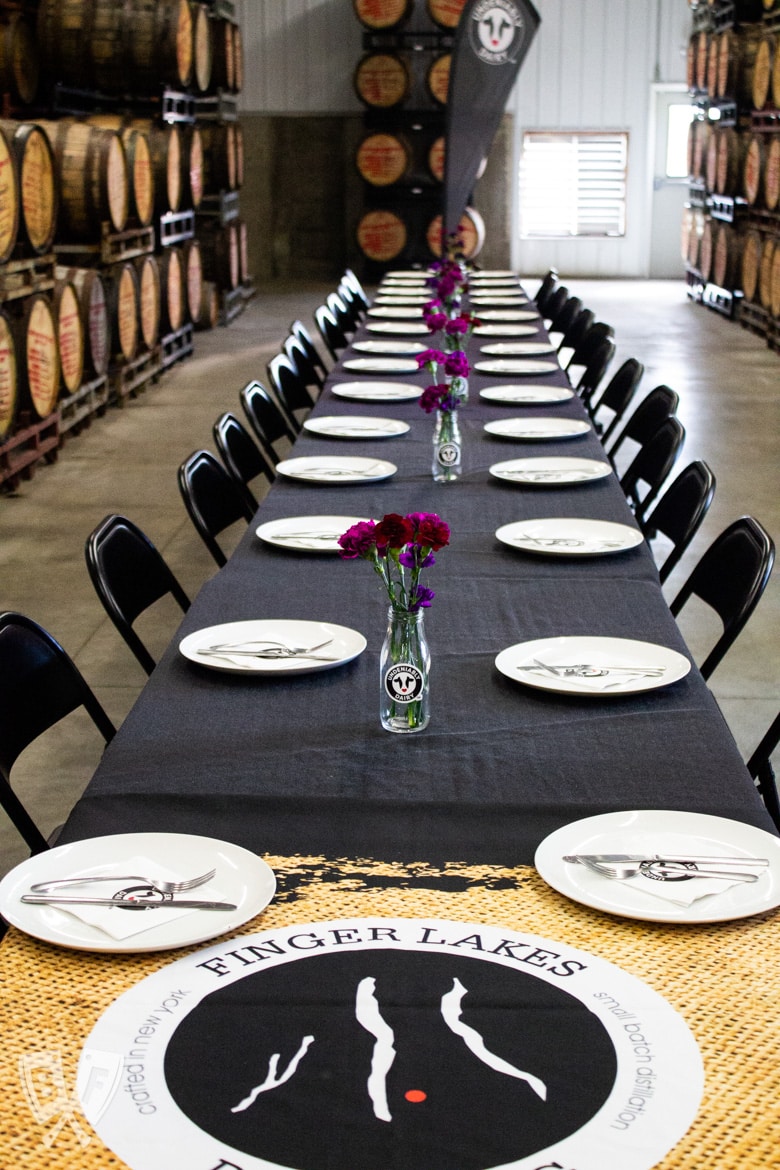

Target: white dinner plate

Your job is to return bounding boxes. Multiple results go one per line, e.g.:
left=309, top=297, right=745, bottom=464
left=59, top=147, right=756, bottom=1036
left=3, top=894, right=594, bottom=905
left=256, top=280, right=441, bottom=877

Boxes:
left=275, top=455, right=397, bottom=482
left=471, top=269, right=517, bottom=277
left=489, top=456, right=613, bottom=485
left=0, top=833, right=276, bottom=953
left=495, top=635, right=691, bottom=696
left=385, top=269, right=430, bottom=278
left=256, top=515, right=371, bottom=552
left=534, top=810, right=780, bottom=923
left=470, top=295, right=527, bottom=305
left=366, top=320, right=429, bottom=335
left=343, top=357, right=420, bottom=374
left=374, top=294, right=431, bottom=304
left=475, top=359, right=560, bottom=375
left=476, top=309, right=539, bottom=321
left=332, top=381, right=422, bottom=402
left=496, top=517, right=645, bottom=556
left=303, top=415, right=409, bottom=439
left=474, top=324, right=539, bottom=337
left=180, top=619, right=367, bottom=676
left=352, top=340, right=427, bottom=356
left=480, top=384, right=575, bottom=405
left=484, top=417, right=591, bottom=441
left=367, top=306, right=425, bottom=319
left=480, top=341, right=556, bottom=355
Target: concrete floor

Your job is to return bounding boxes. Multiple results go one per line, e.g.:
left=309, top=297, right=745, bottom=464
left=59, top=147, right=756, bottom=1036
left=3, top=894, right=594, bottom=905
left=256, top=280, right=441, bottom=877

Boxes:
left=1, top=278, right=778, bottom=878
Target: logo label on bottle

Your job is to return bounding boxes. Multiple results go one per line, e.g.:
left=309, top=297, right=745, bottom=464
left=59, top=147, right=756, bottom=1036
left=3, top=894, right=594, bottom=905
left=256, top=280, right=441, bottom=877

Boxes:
left=385, top=663, right=424, bottom=703
left=437, top=441, right=460, bottom=467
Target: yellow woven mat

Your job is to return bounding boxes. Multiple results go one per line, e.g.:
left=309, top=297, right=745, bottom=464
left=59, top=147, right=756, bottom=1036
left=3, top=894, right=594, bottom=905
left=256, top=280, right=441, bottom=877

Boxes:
left=1, top=856, right=779, bottom=1169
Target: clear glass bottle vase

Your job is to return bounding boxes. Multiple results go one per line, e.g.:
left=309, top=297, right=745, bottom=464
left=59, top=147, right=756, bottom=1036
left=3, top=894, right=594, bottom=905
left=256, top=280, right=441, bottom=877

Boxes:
left=379, top=607, right=431, bottom=733
left=432, top=408, right=462, bottom=482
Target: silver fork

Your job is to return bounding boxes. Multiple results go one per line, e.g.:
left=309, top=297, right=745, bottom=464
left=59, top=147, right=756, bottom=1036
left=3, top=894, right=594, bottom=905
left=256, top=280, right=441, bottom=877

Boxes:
left=30, top=867, right=216, bottom=894
left=567, top=857, right=759, bottom=883
left=206, top=637, right=333, bottom=655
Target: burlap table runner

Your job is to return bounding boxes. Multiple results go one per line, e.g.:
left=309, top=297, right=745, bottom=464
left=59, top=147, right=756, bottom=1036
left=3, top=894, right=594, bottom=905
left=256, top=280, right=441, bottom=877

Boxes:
left=1, top=856, right=778, bottom=1168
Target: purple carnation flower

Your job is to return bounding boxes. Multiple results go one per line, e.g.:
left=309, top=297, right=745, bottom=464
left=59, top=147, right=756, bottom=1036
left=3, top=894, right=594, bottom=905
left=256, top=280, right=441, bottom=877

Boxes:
left=444, top=350, right=470, bottom=378
left=337, top=520, right=377, bottom=559
left=416, top=348, right=446, bottom=370
left=408, top=584, right=436, bottom=612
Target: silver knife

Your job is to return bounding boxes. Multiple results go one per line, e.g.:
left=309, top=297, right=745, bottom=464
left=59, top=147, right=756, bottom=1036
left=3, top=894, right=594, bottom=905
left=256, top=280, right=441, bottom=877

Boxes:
left=564, top=854, right=769, bottom=866
left=21, top=895, right=238, bottom=909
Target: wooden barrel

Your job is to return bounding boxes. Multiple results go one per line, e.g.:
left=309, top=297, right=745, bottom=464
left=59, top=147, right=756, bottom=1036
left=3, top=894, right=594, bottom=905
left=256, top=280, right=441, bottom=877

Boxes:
left=354, top=52, right=411, bottom=108
left=237, top=219, right=249, bottom=285
left=698, top=216, right=715, bottom=282
left=17, top=293, right=60, bottom=419
left=87, top=117, right=154, bottom=228
left=0, top=13, right=39, bottom=105
left=85, top=0, right=126, bottom=93
left=743, top=134, right=765, bottom=205
left=0, top=308, right=18, bottom=437
left=232, top=24, right=243, bottom=94
left=741, top=228, right=764, bottom=302
left=0, top=120, right=57, bottom=257
left=158, top=246, right=185, bottom=334
left=0, top=122, right=19, bottom=263
left=198, top=221, right=239, bottom=290
left=751, top=32, right=774, bottom=110
left=427, top=53, right=451, bottom=105
left=180, top=124, right=204, bottom=209
left=770, top=243, right=780, bottom=317
left=356, top=209, right=407, bottom=261
left=758, top=235, right=775, bottom=309
left=182, top=237, right=203, bottom=323
left=52, top=278, right=84, bottom=394
left=764, top=136, right=780, bottom=212
left=234, top=121, right=244, bottom=189
left=353, top=0, right=413, bottom=29
left=105, top=262, right=139, bottom=363
left=125, top=0, right=194, bottom=91
left=773, top=35, right=780, bottom=109
left=132, top=120, right=182, bottom=215
left=56, top=265, right=110, bottom=378
left=198, top=121, right=237, bottom=192
left=705, top=127, right=719, bottom=193
left=712, top=223, right=742, bottom=290
left=209, top=16, right=235, bottom=91
left=685, top=205, right=705, bottom=269
left=695, top=30, right=710, bottom=91
left=194, top=280, right=219, bottom=330
left=37, top=119, right=128, bottom=239
left=426, top=207, right=485, bottom=259
left=689, top=118, right=710, bottom=180
left=686, top=33, right=698, bottom=91
left=356, top=132, right=413, bottom=186
left=428, top=135, right=445, bottom=182
left=134, top=253, right=160, bottom=350
left=427, top=0, right=466, bottom=28
left=192, top=3, right=213, bottom=93
left=37, top=0, right=94, bottom=88
left=715, top=126, right=744, bottom=196
left=706, top=33, right=720, bottom=97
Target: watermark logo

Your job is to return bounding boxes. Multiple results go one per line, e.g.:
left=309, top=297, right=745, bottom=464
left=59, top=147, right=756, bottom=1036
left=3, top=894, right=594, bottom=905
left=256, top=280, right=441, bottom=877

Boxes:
left=19, top=1051, right=90, bottom=1148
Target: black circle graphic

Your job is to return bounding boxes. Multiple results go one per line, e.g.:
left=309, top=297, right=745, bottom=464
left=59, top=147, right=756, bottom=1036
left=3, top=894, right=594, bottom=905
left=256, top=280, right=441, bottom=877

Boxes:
left=164, top=948, right=617, bottom=1170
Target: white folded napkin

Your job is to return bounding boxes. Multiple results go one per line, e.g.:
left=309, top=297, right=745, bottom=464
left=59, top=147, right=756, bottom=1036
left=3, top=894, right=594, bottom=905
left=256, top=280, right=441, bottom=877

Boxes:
left=615, top=869, right=748, bottom=907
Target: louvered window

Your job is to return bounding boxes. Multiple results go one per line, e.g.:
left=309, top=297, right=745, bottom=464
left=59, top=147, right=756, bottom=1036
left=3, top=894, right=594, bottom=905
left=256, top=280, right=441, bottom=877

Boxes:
left=518, top=132, right=628, bottom=238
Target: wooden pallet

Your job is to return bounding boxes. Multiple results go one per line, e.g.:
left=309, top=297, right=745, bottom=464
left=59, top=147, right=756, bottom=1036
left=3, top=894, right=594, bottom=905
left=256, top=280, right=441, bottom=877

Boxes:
left=57, top=375, right=110, bottom=438
left=738, top=298, right=770, bottom=338
left=55, top=224, right=154, bottom=267
left=108, top=348, right=161, bottom=406
left=196, top=191, right=240, bottom=224
left=159, top=211, right=195, bottom=247
left=702, top=281, right=743, bottom=318
left=160, top=324, right=193, bottom=369
left=0, top=254, right=55, bottom=304
left=0, top=410, right=59, bottom=491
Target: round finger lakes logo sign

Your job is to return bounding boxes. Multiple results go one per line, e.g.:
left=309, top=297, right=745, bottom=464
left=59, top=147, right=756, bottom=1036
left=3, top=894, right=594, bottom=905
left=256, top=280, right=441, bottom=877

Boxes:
left=79, top=918, right=703, bottom=1170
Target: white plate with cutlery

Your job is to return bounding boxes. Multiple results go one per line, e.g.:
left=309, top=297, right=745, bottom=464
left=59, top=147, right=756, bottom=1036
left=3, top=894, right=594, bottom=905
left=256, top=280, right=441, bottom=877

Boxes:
left=470, top=295, right=527, bottom=305
left=475, top=359, right=560, bottom=375
left=332, top=381, right=422, bottom=402
left=485, top=418, right=591, bottom=441
left=480, top=384, right=574, bottom=405
left=474, top=324, right=539, bottom=337
left=366, top=320, right=429, bottom=335
left=367, top=306, right=425, bottom=319
left=374, top=294, right=431, bottom=304
left=489, top=456, right=612, bottom=485
left=534, top=810, right=780, bottom=923
left=303, top=416, right=410, bottom=440
left=180, top=619, right=367, bottom=676
left=352, top=340, right=428, bottom=356
left=495, top=635, right=691, bottom=695
left=256, top=515, right=372, bottom=552
left=343, top=357, right=420, bottom=373
left=496, top=517, right=644, bottom=556
left=480, top=341, right=556, bottom=356
left=275, top=455, right=397, bottom=483
left=0, top=832, right=277, bottom=952
left=476, top=310, right=538, bottom=321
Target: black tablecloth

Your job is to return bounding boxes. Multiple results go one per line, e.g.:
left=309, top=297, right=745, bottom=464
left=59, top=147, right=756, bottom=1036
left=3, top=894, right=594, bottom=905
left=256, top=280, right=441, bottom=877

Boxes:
left=60, top=287, right=776, bottom=864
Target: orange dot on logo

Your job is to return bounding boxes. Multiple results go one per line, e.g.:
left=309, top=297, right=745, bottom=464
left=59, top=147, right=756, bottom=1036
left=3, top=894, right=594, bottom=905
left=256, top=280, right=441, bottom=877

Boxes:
left=404, top=1089, right=427, bottom=1103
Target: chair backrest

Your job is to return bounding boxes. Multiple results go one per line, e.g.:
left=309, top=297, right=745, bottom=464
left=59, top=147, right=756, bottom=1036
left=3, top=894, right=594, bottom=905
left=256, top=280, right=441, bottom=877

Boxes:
left=569, top=320, right=615, bottom=370
left=285, top=330, right=325, bottom=392
left=267, top=351, right=314, bottom=431
left=314, top=303, right=348, bottom=361
left=177, top=449, right=255, bottom=568
left=327, top=290, right=355, bottom=334
left=606, top=384, right=679, bottom=464
left=290, top=319, right=330, bottom=385
left=0, top=611, right=116, bottom=853
left=533, top=269, right=558, bottom=313
left=575, top=337, right=616, bottom=406
left=342, top=267, right=370, bottom=311
left=213, top=411, right=275, bottom=510
left=336, top=280, right=365, bottom=330
left=549, top=294, right=582, bottom=337
left=619, top=415, right=685, bottom=521
left=640, top=460, right=716, bottom=583
left=240, top=379, right=297, bottom=454
left=541, top=284, right=568, bottom=325
left=589, top=357, right=644, bottom=440
left=559, top=307, right=596, bottom=360
left=85, top=514, right=191, bottom=676
left=746, top=709, right=780, bottom=830
left=670, top=516, right=775, bottom=680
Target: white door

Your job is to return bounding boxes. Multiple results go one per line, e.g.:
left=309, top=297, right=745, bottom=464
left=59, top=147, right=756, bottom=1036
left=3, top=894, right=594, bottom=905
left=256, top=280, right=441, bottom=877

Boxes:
left=647, top=85, right=694, bottom=278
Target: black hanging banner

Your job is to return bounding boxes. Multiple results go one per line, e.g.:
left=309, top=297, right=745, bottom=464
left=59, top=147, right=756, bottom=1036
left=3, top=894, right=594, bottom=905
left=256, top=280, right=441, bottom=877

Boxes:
left=443, top=0, right=540, bottom=243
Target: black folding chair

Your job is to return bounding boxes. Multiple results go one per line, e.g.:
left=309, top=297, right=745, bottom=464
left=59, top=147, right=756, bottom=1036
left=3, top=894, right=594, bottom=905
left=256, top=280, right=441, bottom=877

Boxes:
left=669, top=516, right=775, bottom=680
left=327, top=290, right=357, bottom=337
left=290, top=319, right=330, bottom=386
left=619, top=416, right=685, bottom=522
left=558, top=307, right=595, bottom=362
left=533, top=268, right=558, bottom=313
left=285, top=329, right=325, bottom=393
left=541, top=284, right=569, bottom=327
left=214, top=411, right=275, bottom=509
left=178, top=449, right=255, bottom=568
left=588, top=357, right=644, bottom=441
left=548, top=294, right=582, bottom=340
left=640, top=461, right=716, bottom=583
left=240, top=379, right=297, bottom=461
left=85, top=514, right=191, bottom=675
left=314, top=303, right=349, bottom=362
left=747, top=710, right=780, bottom=831
left=267, top=351, right=315, bottom=433
left=0, top=612, right=116, bottom=853
left=342, top=267, right=370, bottom=312
left=605, top=384, right=680, bottom=467
left=574, top=337, right=616, bottom=409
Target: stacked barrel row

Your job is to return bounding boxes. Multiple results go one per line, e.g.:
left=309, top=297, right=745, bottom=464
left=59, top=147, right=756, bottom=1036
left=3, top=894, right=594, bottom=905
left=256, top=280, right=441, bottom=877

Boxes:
left=352, top=0, right=485, bottom=273
left=684, top=13, right=780, bottom=333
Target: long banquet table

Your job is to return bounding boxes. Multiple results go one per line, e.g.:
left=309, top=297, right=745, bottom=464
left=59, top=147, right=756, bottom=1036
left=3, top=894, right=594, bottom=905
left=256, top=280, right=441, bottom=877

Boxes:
left=2, top=274, right=779, bottom=1170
